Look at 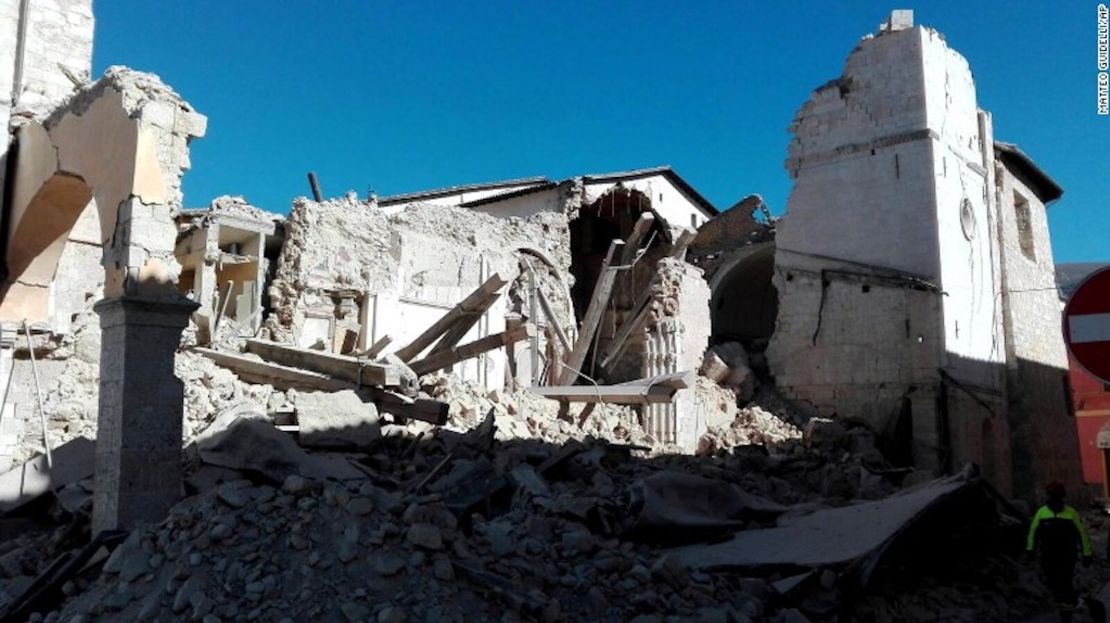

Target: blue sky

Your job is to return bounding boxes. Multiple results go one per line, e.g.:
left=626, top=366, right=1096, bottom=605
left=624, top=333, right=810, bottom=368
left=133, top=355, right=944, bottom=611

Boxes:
left=93, top=2, right=1107, bottom=263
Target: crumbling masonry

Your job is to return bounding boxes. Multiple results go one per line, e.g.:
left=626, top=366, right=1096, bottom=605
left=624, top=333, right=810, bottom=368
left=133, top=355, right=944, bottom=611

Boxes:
left=0, top=2, right=1085, bottom=552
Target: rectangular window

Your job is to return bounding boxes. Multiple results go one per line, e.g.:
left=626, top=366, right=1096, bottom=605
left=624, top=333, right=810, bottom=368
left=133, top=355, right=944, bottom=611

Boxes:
left=1014, top=191, right=1035, bottom=261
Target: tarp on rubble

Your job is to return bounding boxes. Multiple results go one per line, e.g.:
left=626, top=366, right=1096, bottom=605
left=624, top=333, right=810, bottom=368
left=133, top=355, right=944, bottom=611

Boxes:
left=624, top=471, right=787, bottom=542
left=670, top=466, right=997, bottom=587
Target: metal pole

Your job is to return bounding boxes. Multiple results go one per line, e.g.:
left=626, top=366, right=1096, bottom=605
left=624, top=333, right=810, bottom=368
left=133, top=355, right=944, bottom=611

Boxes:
left=528, top=264, right=540, bottom=387
left=0, top=326, right=13, bottom=433
left=307, top=172, right=323, bottom=202
left=23, top=320, right=51, bottom=468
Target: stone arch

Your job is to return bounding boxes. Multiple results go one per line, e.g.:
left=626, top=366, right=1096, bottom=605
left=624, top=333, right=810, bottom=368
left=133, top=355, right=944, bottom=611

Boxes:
left=568, top=187, right=664, bottom=321
left=709, top=242, right=778, bottom=343
left=0, top=68, right=206, bottom=531
left=512, top=245, right=574, bottom=324
left=0, top=172, right=92, bottom=321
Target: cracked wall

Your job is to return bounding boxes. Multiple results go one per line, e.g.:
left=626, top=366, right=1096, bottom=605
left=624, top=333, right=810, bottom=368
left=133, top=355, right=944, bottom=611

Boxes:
left=764, top=14, right=1045, bottom=494
left=265, top=196, right=572, bottom=390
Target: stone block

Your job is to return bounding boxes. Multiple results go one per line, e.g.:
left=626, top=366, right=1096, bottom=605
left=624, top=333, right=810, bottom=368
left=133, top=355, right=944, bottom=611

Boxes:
left=294, top=390, right=381, bottom=449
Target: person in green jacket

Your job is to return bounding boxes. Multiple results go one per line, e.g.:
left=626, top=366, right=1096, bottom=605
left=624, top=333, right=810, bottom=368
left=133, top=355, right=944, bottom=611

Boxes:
left=1026, top=481, right=1093, bottom=622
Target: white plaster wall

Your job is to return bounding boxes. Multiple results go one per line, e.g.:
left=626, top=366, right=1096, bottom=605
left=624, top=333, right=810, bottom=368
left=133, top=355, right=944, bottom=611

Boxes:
left=584, top=175, right=712, bottom=229
left=381, top=182, right=545, bottom=213
left=917, top=30, right=1004, bottom=373
left=466, top=175, right=713, bottom=229
left=468, top=187, right=563, bottom=220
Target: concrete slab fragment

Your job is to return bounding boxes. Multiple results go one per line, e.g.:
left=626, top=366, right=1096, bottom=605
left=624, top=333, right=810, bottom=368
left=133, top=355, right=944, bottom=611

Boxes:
left=294, top=390, right=381, bottom=449
left=0, top=436, right=94, bottom=513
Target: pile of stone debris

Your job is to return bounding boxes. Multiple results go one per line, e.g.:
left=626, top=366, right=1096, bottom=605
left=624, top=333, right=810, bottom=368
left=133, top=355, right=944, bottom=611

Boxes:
left=2, top=377, right=1088, bottom=623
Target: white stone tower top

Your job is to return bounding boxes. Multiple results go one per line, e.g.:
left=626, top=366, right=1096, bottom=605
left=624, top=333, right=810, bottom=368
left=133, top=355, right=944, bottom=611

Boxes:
left=879, top=9, right=914, bottom=34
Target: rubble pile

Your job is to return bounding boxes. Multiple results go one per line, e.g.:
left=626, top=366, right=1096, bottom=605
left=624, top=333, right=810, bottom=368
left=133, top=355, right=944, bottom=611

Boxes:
left=1, top=409, right=1091, bottom=623
left=697, top=404, right=803, bottom=457
left=426, top=374, right=660, bottom=450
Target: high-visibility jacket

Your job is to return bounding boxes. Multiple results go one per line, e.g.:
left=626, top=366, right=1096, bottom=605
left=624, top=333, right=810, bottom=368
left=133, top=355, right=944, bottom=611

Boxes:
left=1026, top=504, right=1093, bottom=558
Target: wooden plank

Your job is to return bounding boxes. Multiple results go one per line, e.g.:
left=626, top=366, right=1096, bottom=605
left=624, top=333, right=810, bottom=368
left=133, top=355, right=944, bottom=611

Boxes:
left=668, top=227, right=697, bottom=260
left=195, top=349, right=449, bottom=425
left=599, top=299, right=652, bottom=370
left=536, top=287, right=571, bottom=353
left=529, top=384, right=676, bottom=404
left=598, top=228, right=693, bottom=373
left=409, top=324, right=535, bottom=377
left=364, top=388, right=449, bottom=425
left=394, top=273, right=507, bottom=362
left=195, top=348, right=354, bottom=392
left=358, top=335, right=393, bottom=359
left=428, top=287, right=503, bottom=356
left=245, top=339, right=399, bottom=386
left=558, top=240, right=625, bottom=385
left=619, top=212, right=655, bottom=266
left=615, top=369, right=696, bottom=390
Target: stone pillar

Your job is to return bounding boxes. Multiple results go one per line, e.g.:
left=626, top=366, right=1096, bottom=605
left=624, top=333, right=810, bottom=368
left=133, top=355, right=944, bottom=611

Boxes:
left=92, top=295, right=197, bottom=533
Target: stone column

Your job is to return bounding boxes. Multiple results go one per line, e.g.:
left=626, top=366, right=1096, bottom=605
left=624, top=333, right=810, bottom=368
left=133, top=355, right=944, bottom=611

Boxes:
left=91, top=295, right=197, bottom=533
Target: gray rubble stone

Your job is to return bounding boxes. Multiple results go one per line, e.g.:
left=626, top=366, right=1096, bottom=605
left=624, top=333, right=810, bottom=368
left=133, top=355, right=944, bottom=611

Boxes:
left=406, top=523, right=443, bottom=550
left=295, top=390, right=381, bottom=449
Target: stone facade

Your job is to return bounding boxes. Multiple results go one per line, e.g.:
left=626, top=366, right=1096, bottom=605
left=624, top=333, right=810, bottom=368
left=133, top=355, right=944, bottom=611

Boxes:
left=994, top=151, right=1078, bottom=500
left=265, top=196, right=572, bottom=391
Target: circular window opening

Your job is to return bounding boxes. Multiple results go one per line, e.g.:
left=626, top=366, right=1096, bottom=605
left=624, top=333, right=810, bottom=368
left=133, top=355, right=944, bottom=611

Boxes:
left=960, top=198, right=976, bottom=240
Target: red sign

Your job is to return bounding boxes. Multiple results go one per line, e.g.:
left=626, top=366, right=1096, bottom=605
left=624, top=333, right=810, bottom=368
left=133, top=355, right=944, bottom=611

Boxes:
left=1064, top=267, right=1110, bottom=384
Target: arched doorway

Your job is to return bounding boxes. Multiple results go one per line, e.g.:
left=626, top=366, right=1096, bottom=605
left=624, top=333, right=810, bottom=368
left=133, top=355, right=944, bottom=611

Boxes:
left=568, top=187, right=665, bottom=321
left=709, top=243, right=778, bottom=345
left=0, top=69, right=206, bottom=532
left=0, top=173, right=93, bottom=322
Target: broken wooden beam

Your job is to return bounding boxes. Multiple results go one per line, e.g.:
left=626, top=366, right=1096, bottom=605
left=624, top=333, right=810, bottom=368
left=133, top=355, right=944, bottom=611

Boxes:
left=364, top=388, right=449, bottom=425
left=599, top=299, right=652, bottom=370
left=535, top=287, right=571, bottom=354
left=558, top=240, right=626, bottom=385
left=619, top=212, right=655, bottom=266
left=394, top=273, right=507, bottom=362
left=195, top=349, right=449, bottom=425
left=615, top=369, right=696, bottom=390
left=598, top=228, right=696, bottom=373
left=195, top=348, right=354, bottom=392
left=358, top=335, right=393, bottom=359
left=245, top=339, right=400, bottom=387
left=409, top=323, right=535, bottom=377
left=668, top=227, right=697, bottom=260
left=529, top=384, right=676, bottom=404
left=428, top=286, right=504, bottom=357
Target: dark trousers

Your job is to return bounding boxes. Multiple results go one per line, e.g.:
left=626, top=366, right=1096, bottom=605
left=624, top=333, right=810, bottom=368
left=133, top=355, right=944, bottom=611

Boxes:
left=1042, top=555, right=1078, bottom=617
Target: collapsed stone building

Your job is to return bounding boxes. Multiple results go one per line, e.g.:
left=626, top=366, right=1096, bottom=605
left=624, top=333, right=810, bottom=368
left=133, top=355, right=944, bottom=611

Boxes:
left=0, top=5, right=1096, bottom=621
